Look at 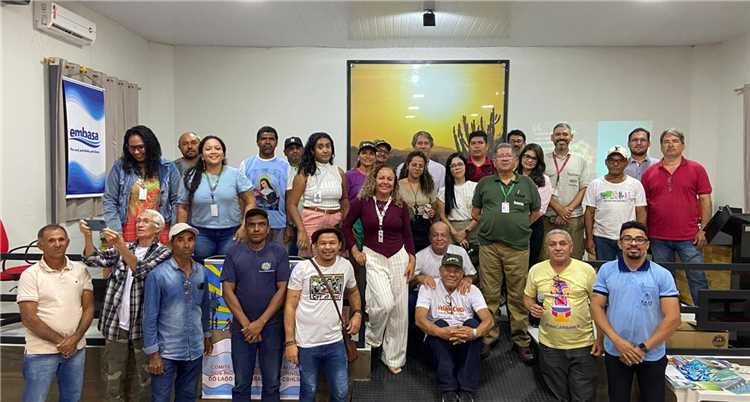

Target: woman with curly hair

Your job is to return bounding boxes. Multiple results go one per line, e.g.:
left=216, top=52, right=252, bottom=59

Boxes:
left=103, top=125, right=181, bottom=243
left=398, top=150, right=437, bottom=253
left=176, top=135, right=255, bottom=260
left=286, top=132, right=349, bottom=256
left=343, top=163, right=415, bottom=374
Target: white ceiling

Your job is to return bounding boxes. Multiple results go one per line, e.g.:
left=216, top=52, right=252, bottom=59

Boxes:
left=82, top=1, right=750, bottom=48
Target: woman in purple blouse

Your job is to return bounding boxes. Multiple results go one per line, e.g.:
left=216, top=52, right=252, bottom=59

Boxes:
left=342, top=164, right=415, bottom=374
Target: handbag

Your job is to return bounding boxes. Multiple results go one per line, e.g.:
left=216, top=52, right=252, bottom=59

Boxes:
left=309, top=258, right=359, bottom=362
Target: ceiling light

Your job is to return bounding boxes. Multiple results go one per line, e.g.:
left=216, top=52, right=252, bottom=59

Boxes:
left=408, top=106, right=420, bottom=110
left=423, top=10, right=435, bottom=27
left=413, top=94, right=425, bottom=98
left=405, top=115, right=416, bottom=119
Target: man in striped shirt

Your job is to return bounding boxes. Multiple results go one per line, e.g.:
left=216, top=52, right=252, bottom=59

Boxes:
left=81, top=209, right=172, bottom=402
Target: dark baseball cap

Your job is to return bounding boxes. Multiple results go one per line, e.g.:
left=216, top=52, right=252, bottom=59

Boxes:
left=244, top=207, right=268, bottom=221
left=441, top=253, right=463, bottom=269
left=374, top=139, right=392, bottom=152
left=284, top=137, right=303, bottom=150
left=358, top=140, right=377, bottom=152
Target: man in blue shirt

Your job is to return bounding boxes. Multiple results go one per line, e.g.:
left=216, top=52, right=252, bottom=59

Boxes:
left=239, top=126, right=290, bottom=245
left=144, top=223, right=212, bottom=402
left=591, top=221, right=681, bottom=402
left=221, top=208, right=291, bottom=401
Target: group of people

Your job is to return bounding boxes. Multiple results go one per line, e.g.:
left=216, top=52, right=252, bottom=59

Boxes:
left=16, top=122, right=711, bottom=402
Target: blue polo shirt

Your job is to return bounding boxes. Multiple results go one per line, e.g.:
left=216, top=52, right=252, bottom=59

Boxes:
left=220, top=241, right=290, bottom=331
left=593, top=257, right=678, bottom=361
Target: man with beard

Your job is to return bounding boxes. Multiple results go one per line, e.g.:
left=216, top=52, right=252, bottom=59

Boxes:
left=544, top=123, right=593, bottom=260
left=507, top=129, right=527, bottom=159
left=174, top=132, right=200, bottom=175
left=240, top=126, right=290, bottom=244
left=623, top=128, right=660, bottom=181
left=591, top=221, right=680, bottom=402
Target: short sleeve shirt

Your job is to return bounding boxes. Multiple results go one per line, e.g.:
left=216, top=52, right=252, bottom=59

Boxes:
left=593, top=258, right=679, bottom=361
left=178, top=166, right=253, bottom=228
left=416, top=279, right=487, bottom=327
left=524, top=259, right=596, bottom=349
left=238, top=156, right=290, bottom=230
left=287, top=257, right=356, bottom=348
left=17, top=258, right=93, bottom=354
left=624, top=156, right=660, bottom=181
left=415, top=244, right=476, bottom=279
left=582, top=176, right=647, bottom=240
left=220, top=242, right=290, bottom=329
left=640, top=158, right=712, bottom=240
left=438, top=181, right=477, bottom=221
left=472, top=174, right=541, bottom=249
left=545, top=153, right=593, bottom=218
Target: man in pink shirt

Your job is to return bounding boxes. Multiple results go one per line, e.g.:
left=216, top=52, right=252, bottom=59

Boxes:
left=641, top=128, right=711, bottom=305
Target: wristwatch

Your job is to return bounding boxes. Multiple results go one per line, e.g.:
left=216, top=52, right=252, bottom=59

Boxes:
left=472, top=328, right=478, bottom=338
left=638, top=342, right=649, bottom=352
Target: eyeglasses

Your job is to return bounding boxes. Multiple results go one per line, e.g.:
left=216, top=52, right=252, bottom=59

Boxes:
left=449, top=163, right=464, bottom=169
left=522, top=154, right=538, bottom=161
left=620, top=236, right=648, bottom=244
left=128, top=144, right=145, bottom=152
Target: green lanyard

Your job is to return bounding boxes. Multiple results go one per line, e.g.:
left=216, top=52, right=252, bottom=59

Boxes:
left=203, top=168, right=223, bottom=200
left=499, top=182, right=516, bottom=202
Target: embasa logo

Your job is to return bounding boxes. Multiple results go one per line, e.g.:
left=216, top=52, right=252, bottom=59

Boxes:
left=69, top=127, right=101, bottom=147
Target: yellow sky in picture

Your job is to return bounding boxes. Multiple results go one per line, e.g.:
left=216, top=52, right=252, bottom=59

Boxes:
left=350, top=62, right=507, bottom=151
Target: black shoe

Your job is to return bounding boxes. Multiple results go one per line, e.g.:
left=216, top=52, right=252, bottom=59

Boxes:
left=441, top=391, right=460, bottom=402
left=459, top=391, right=476, bottom=402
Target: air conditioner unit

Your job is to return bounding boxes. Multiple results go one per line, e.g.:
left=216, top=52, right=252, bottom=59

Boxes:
left=34, top=1, right=96, bottom=46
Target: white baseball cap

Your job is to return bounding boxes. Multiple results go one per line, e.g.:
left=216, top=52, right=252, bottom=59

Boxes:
left=606, top=145, right=630, bottom=159
left=168, top=223, right=199, bottom=242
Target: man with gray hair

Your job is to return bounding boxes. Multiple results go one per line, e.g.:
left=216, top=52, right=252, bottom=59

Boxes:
left=641, top=128, right=711, bottom=305
left=174, top=131, right=200, bottom=175
left=472, top=143, right=541, bottom=362
left=544, top=122, right=593, bottom=260
left=524, top=229, right=599, bottom=402
left=396, top=130, right=446, bottom=189
left=81, top=209, right=173, bottom=401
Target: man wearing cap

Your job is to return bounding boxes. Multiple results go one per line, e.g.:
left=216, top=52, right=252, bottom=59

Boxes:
left=221, top=208, right=291, bottom=401
left=544, top=122, right=594, bottom=260
left=396, top=131, right=446, bottom=189
left=415, top=253, right=493, bottom=402
left=624, top=128, right=660, bottom=181
left=174, top=131, right=200, bottom=176
left=472, top=143, right=541, bottom=362
left=284, top=227, right=361, bottom=402
left=524, top=229, right=600, bottom=402
left=80, top=209, right=172, bottom=401
left=144, top=223, right=212, bottom=402
left=374, top=139, right=392, bottom=165
left=284, top=136, right=304, bottom=255
left=583, top=145, right=647, bottom=261
left=239, top=126, right=290, bottom=245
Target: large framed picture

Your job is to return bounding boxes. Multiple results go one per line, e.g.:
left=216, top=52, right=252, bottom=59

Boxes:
left=347, top=60, right=509, bottom=168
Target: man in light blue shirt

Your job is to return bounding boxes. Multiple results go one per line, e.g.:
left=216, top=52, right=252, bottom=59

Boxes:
left=623, top=128, right=660, bottom=181
left=239, top=126, right=290, bottom=245
left=591, top=221, right=681, bottom=402
left=144, top=223, right=212, bottom=402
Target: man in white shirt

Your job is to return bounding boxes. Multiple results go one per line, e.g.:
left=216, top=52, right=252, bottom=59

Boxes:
left=396, top=131, right=446, bottom=190
left=583, top=146, right=647, bottom=261
left=284, top=227, right=362, bottom=402
left=415, top=254, right=493, bottom=402
left=414, top=222, right=476, bottom=291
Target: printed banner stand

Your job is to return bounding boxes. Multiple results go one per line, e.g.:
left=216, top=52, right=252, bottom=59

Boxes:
left=62, top=77, right=106, bottom=198
left=202, top=259, right=301, bottom=400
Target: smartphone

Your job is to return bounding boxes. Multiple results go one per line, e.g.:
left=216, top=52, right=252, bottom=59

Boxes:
left=86, top=219, right=106, bottom=231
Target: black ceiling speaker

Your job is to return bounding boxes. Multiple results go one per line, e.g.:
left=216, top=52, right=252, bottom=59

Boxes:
left=423, top=10, right=435, bottom=27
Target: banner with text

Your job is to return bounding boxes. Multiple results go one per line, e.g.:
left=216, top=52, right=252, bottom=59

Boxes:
left=62, top=77, right=106, bottom=198
left=202, top=259, right=300, bottom=400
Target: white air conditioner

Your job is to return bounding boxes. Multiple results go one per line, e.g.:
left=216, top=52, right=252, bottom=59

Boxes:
left=34, top=1, right=96, bottom=46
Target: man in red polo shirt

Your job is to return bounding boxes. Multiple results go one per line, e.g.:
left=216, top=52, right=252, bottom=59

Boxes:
left=641, top=128, right=711, bottom=305
left=466, top=130, right=495, bottom=182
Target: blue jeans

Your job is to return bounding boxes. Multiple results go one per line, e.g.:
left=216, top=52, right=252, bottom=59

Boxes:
left=194, top=226, right=239, bottom=260
left=650, top=239, right=708, bottom=305
left=231, top=323, right=283, bottom=401
left=298, top=340, right=348, bottom=402
left=425, top=319, right=481, bottom=393
left=594, top=236, right=621, bottom=261
left=151, top=356, right=202, bottom=402
left=22, top=348, right=86, bottom=402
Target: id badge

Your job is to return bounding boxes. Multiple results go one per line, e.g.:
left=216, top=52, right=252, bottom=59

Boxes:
left=501, top=202, right=510, bottom=214
left=210, top=204, right=219, bottom=217
left=138, top=187, right=148, bottom=201
left=378, top=229, right=384, bottom=243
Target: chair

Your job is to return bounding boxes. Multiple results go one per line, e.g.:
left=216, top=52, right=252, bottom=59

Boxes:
left=0, top=219, right=36, bottom=281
